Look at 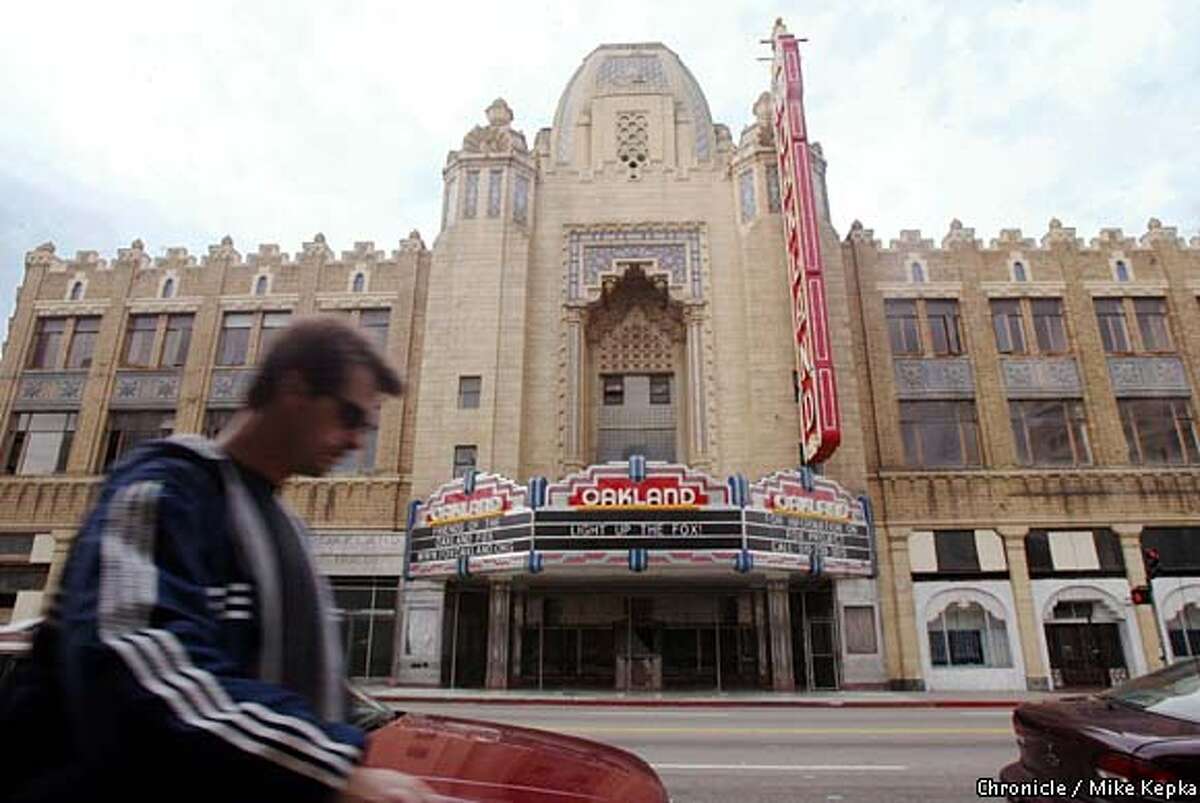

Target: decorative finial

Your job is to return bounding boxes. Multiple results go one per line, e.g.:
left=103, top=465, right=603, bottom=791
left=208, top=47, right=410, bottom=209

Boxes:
left=950, top=218, right=963, bottom=230
left=1147, top=217, right=1162, bottom=230
left=314, top=232, right=326, bottom=244
left=1049, top=218, right=1062, bottom=229
left=850, top=220, right=863, bottom=231
left=407, top=229, right=421, bottom=240
left=753, top=92, right=772, bottom=126
left=131, top=238, right=144, bottom=250
left=36, top=241, right=56, bottom=254
left=221, top=235, right=233, bottom=247
left=486, top=98, right=513, bottom=128
left=772, top=18, right=789, bottom=37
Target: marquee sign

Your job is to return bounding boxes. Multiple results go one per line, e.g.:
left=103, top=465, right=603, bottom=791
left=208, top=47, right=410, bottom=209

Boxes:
left=771, top=22, right=841, bottom=465
left=405, top=461, right=872, bottom=579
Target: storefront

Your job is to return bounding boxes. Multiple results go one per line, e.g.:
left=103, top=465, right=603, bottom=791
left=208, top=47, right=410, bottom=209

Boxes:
left=397, top=459, right=880, bottom=691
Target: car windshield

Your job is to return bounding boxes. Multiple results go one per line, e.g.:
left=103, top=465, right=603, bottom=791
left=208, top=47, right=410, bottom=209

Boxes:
left=1105, top=658, right=1200, bottom=724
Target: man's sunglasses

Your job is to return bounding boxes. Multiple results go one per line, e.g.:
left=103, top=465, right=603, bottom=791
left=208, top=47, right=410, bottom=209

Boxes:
left=331, top=397, right=371, bottom=431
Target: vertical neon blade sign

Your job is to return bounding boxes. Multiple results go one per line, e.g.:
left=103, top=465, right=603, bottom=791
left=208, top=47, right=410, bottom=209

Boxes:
left=772, top=28, right=840, bottom=464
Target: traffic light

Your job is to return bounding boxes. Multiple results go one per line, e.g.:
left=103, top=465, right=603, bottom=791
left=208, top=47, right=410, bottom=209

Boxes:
left=1131, top=585, right=1153, bottom=605
left=1143, top=547, right=1162, bottom=580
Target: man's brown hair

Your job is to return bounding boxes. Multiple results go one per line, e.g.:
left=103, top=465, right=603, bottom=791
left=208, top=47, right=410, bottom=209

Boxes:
left=246, top=315, right=403, bottom=409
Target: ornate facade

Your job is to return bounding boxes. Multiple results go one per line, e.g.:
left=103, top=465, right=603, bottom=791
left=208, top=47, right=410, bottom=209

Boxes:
left=3, top=40, right=1198, bottom=691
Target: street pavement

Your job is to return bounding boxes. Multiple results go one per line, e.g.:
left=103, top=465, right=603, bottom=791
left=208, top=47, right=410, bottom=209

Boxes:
left=386, top=702, right=1019, bottom=803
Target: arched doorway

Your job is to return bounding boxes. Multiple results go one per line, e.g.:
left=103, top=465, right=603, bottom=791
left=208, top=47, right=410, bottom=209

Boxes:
left=1042, top=587, right=1129, bottom=689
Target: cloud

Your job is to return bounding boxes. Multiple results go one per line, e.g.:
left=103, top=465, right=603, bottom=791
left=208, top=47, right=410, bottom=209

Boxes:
left=1, top=0, right=1197, bottom=347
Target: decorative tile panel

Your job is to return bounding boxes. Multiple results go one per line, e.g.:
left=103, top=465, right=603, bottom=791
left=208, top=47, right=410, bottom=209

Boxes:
left=893, top=358, right=975, bottom=399
left=568, top=226, right=702, bottom=301
left=13, top=372, right=87, bottom=410
left=765, top=165, right=781, bottom=213
left=738, top=170, right=756, bottom=222
left=597, top=55, right=668, bottom=91
left=462, top=170, right=479, bottom=219
left=207, top=369, right=257, bottom=407
left=512, top=174, right=530, bottom=225
left=487, top=168, right=503, bottom=218
left=1001, top=358, right=1083, bottom=398
left=1107, top=356, right=1192, bottom=397
left=109, top=371, right=182, bottom=409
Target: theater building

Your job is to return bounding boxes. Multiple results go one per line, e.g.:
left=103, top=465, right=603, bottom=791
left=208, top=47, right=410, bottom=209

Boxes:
left=2, top=28, right=1198, bottom=692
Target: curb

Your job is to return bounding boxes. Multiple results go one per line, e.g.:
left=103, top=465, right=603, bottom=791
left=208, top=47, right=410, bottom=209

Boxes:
left=370, top=694, right=1029, bottom=709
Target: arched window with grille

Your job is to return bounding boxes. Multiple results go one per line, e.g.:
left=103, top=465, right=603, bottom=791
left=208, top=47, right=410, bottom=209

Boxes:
left=352, top=273, right=366, bottom=293
left=161, top=277, right=175, bottom=299
left=69, top=281, right=83, bottom=301
left=911, top=262, right=926, bottom=283
left=254, top=275, right=269, bottom=296
left=1115, top=260, right=1131, bottom=282
left=1012, top=261, right=1028, bottom=282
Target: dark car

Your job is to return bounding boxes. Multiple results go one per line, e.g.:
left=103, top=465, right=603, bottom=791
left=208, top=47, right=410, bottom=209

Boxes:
left=999, top=658, right=1200, bottom=802
left=348, top=686, right=669, bottom=802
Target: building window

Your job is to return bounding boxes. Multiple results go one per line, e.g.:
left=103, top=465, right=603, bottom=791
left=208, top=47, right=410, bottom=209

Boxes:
left=216, top=312, right=254, bottom=366
left=885, top=299, right=922, bottom=355
left=102, top=411, right=175, bottom=470
left=27, top=318, right=66, bottom=370
left=649, top=374, right=671, bottom=405
left=843, top=606, right=878, bottom=655
left=1134, top=297, right=1173, bottom=352
left=121, top=314, right=159, bottom=368
left=1119, top=398, right=1200, bottom=465
left=926, top=299, right=965, bottom=355
left=64, top=317, right=101, bottom=370
left=3, top=413, right=77, bottom=475
left=765, top=165, right=781, bottom=213
left=358, top=309, right=389, bottom=352
left=331, top=425, right=378, bottom=475
left=1031, top=298, right=1068, bottom=354
left=202, top=409, right=236, bottom=440
left=161, top=277, right=175, bottom=299
left=160, top=314, right=194, bottom=368
left=452, top=445, right=477, bottom=479
left=900, top=400, right=981, bottom=468
left=1094, top=298, right=1130, bottom=353
left=443, top=176, right=457, bottom=229
left=487, top=168, right=503, bottom=218
left=458, top=376, right=481, bottom=409
left=933, top=531, right=981, bottom=572
left=1009, top=400, right=1092, bottom=466
left=928, top=603, right=1012, bottom=668
left=910, top=262, right=926, bottom=284
left=1114, top=259, right=1131, bottom=282
left=463, top=170, right=479, bottom=218
left=990, top=299, right=1026, bottom=355
left=254, top=275, right=269, bottom=296
left=69, top=281, right=84, bottom=301
left=351, top=273, right=366, bottom=293
left=257, top=312, right=291, bottom=361
left=331, top=576, right=397, bottom=679
left=1167, top=604, right=1200, bottom=659
left=1012, top=261, right=1028, bottom=282
left=738, top=169, right=756, bottom=222
left=603, top=375, right=624, bottom=406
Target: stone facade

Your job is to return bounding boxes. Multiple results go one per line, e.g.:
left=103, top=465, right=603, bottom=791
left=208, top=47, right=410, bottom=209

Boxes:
left=4, top=39, right=1199, bottom=691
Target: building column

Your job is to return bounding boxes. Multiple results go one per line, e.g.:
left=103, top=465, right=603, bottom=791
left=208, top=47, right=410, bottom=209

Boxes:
left=486, top=580, right=512, bottom=689
left=998, top=525, right=1049, bottom=690
left=885, top=530, right=925, bottom=689
left=563, top=307, right=585, bottom=472
left=1114, top=524, right=1165, bottom=672
left=683, top=304, right=709, bottom=468
left=43, top=529, right=76, bottom=603
left=767, top=578, right=794, bottom=691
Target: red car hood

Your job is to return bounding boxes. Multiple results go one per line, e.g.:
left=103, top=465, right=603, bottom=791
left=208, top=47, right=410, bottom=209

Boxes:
left=364, top=712, right=668, bottom=803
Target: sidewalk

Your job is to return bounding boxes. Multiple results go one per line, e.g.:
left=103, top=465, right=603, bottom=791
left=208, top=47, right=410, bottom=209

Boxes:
left=365, top=684, right=1070, bottom=709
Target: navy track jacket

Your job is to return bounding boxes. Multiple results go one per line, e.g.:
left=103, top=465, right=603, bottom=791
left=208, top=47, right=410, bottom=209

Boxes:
left=1, top=437, right=364, bottom=802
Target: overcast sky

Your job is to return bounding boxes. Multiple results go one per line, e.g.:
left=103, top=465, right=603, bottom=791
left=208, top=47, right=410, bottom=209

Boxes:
left=2, top=1, right=1197, bottom=346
